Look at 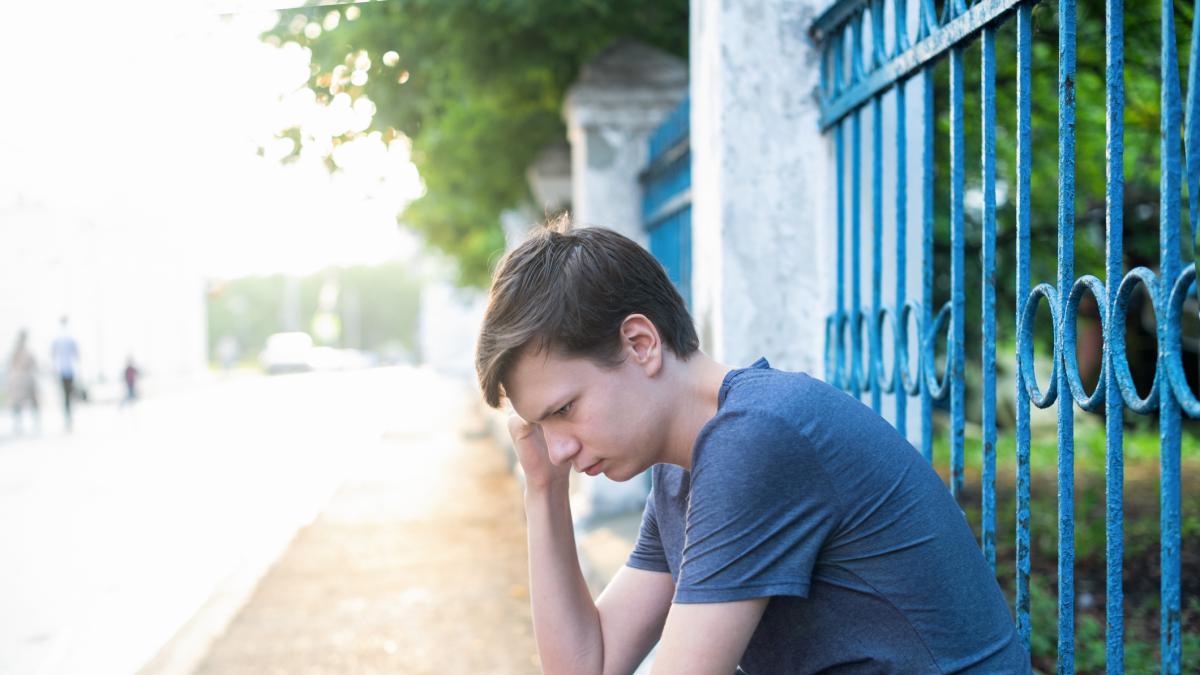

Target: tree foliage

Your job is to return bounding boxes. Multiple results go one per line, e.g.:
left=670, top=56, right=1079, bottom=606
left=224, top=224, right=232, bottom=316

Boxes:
left=264, top=0, right=687, bottom=286
left=207, top=261, right=422, bottom=363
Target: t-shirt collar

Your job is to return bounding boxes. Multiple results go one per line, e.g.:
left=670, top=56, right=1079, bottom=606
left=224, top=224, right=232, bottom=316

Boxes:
left=718, top=357, right=771, bottom=407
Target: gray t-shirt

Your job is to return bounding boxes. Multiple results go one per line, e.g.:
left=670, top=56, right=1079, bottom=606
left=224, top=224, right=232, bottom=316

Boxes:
left=627, top=358, right=1030, bottom=674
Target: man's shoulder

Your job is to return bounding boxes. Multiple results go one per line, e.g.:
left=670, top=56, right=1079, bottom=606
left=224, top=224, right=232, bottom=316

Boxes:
left=723, top=367, right=849, bottom=414
left=707, top=368, right=826, bottom=438
left=724, top=367, right=894, bottom=441
left=693, top=404, right=808, bottom=480
left=697, top=367, right=902, bottom=474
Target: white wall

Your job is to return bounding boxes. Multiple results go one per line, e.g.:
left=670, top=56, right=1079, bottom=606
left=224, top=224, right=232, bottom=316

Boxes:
left=690, top=0, right=834, bottom=375
left=690, top=0, right=926, bottom=445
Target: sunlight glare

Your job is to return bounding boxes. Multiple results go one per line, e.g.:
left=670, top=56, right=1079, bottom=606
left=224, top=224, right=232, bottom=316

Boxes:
left=0, top=1, right=426, bottom=280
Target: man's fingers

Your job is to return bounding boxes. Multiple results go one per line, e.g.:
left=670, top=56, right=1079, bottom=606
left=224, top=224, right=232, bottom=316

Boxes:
left=505, top=413, right=564, bottom=489
left=507, top=414, right=539, bottom=442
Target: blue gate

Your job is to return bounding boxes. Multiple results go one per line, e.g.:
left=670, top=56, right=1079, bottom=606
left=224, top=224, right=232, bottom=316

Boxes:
left=813, top=0, right=1196, bottom=671
left=642, top=97, right=692, bottom=308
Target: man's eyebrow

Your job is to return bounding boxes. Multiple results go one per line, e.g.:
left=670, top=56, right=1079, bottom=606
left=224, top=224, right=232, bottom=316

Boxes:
left=534, top=397, right=569, bottom=423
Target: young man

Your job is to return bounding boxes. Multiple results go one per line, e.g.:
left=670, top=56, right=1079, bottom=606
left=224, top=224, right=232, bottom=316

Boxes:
left=475, top=223, right=1030, bottom=674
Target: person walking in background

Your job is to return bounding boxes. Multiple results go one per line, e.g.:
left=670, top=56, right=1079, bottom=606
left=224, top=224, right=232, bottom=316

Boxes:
left=7, top=329, right=40, bottom=434
left=217, top=335, right=239, bottom=372
left=50, top=316, right=80, bottom=431
left=121, top=355, right=140, bottom=407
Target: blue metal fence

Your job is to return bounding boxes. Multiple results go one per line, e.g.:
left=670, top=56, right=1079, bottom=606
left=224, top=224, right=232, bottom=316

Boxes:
left=642, top=98, right=692, bottom=308
left=813, top=0, right=1195, bottom=671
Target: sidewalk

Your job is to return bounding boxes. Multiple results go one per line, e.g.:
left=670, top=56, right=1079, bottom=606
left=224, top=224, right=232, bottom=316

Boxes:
left=140, top=382, right=649, bottom=675
left=148, top=394, right=540, bottom=675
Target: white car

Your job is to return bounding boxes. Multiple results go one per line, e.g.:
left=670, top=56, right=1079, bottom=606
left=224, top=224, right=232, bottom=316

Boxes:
left=260, top=332, right=314, bottom=374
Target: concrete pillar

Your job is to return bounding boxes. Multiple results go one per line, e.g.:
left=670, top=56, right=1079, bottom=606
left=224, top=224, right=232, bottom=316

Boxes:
left=500, top=142, right=572, bottom=253
left=691, top=0, right=925, bottom=444
left=563, top=40, right=687, bottom=245
left=500, top=208, right=539, bottom=254
left=690, top=0, right=833, bottom=376
left=525, top=141, right=572, bottom=217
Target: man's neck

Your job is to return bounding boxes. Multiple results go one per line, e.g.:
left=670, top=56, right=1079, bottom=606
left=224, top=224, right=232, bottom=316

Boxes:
left=660, top=351, right=734, bottom=471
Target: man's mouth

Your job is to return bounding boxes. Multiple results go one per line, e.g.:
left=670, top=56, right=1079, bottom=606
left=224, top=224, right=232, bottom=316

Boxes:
left=583, top=460, right=603, bottom=476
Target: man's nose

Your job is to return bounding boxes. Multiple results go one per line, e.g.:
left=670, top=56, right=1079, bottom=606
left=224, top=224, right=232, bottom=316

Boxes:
left=544, top=431, right=581, bottom=466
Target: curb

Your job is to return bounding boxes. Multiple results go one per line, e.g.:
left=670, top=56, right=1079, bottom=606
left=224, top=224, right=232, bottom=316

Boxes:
left=135, top=488, right=339, bottom=675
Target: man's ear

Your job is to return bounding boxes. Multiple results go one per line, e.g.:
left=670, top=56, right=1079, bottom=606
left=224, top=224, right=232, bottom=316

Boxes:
left=619, top=314, right=663, bottom=376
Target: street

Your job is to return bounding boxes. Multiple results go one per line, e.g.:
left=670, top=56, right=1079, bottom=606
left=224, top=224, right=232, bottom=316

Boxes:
left=0, top=366, right=533, bottom=675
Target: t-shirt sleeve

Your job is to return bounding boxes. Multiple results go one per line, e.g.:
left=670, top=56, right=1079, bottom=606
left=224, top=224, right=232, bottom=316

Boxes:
left=626, top=478, right=671, bottom=573
left=674, top=410, right=841, bottom=604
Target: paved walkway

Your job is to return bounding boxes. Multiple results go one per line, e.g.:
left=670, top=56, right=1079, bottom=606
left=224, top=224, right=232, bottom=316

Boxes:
left=178, top=400, right=539, bottom=675
left=118, top=369, right=649, bottom=675
left=1, top=366, right=645, bottom=675
left=2, top=369, right=415, bottom=675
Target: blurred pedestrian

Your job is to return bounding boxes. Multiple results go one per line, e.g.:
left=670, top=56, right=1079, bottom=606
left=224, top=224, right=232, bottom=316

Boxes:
left=217, top=334, right=239, bottom=372
left=50, top=316, right=80, bottom=431
left=121, top=355, right=140, bottom=407
left=7, top=329, right=40, bottom=434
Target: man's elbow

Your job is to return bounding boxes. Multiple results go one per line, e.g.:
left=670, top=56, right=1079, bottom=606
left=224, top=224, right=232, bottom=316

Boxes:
left=541, top=654, right=603, bottom=675
left=540, top=639, right=604, bottom=675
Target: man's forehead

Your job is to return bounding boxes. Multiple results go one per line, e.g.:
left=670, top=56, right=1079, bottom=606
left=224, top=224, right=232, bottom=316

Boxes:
left=505, top=348, right=587, bottom=412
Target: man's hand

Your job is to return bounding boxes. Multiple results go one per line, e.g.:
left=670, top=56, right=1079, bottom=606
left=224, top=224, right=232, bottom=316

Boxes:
left=508, top=414, right=570, bottom=491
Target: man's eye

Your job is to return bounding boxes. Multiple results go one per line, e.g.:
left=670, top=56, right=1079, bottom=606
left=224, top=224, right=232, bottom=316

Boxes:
left=554, top=402, right=573, bottom=416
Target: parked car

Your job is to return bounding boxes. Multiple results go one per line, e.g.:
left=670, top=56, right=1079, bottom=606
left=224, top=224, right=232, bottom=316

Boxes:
left=305, top=346, right=377, bottom=371
left=260, top=332, right=314, bottom=374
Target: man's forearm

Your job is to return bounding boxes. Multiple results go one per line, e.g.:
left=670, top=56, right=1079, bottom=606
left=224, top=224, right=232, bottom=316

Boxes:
left=524, top=482, right=604, bottom=674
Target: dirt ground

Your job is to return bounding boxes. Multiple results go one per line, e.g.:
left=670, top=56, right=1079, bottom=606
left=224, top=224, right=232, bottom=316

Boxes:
left=192, top=409, right=538, bottom=675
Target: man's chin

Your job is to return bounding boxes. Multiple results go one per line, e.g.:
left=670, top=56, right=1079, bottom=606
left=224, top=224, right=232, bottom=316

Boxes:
left=601, top=465, right=645, bottom=483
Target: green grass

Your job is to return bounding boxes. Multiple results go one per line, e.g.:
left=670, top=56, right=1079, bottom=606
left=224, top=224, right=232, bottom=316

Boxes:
left=934, top=413, right=1200, bottom=474
left=923, top=416, right=1200, bottom=673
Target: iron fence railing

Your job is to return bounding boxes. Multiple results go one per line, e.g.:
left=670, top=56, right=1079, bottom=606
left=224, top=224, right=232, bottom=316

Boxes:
left=642, top=97, right=693, bottom=308
left=813, top=0, right=1196, bottom=671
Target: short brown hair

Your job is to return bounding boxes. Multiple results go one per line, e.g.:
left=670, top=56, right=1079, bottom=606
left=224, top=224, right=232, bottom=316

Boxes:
left=476, top=218, right=699, bottom=408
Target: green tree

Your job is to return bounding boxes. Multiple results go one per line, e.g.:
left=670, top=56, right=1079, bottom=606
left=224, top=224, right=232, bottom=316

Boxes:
left=207, top=261, right=422, bottom=365
left=263, top=1, right=687, bottom=286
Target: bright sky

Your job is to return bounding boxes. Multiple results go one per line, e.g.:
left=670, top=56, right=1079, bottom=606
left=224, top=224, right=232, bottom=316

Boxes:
left=0, top=1, right=425, bottom=279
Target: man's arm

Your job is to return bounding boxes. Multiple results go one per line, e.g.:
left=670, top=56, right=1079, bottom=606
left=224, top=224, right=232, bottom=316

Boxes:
left=529, top=485, right=760, bottom=675
left=525, top=483, right=675, bottom=675
left=650, top=599, right=768, bottom=675
left=514, top=416, right=673, bottom=674
left=595, top=566, right=676, bottom=673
